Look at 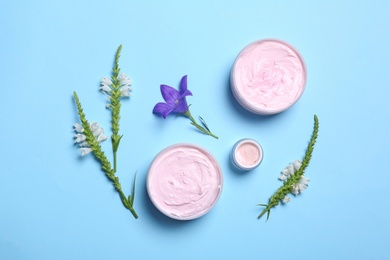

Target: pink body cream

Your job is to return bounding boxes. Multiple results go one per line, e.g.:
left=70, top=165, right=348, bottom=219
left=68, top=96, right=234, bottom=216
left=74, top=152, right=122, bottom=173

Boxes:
left=231, top=39, right=307, bottom=115
left=231, top=139, right=263, bottom=171
left=147, top=143, right=223, bottom=220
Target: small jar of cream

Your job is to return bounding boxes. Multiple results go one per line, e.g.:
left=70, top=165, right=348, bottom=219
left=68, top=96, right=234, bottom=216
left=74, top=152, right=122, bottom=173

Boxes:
left=231, top=139, right=263, bottom=171
left=147, top=143, right=223, bottom=220
left=231, top=39, right=307, bottom=115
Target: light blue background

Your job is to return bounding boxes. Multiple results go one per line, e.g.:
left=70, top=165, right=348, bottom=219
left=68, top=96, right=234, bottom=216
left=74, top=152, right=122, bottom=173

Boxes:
left=1, top=0, right=389, bottom=259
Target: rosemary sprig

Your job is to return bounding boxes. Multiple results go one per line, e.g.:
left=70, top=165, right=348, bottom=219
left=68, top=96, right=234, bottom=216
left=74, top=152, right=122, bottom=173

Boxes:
left=258, top=115, right=319, bottom=221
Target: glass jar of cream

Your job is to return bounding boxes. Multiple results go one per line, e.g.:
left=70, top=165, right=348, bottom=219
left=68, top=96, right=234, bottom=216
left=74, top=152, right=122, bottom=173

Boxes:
left=231, top=139, right=263, bottom=171
left=231, top=39, right=307, bottom=115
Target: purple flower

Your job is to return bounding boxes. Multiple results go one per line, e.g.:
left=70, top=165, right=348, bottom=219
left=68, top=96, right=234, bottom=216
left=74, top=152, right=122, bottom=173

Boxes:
left=153, top=75, right=192, bottom=118
left=152, top=75, right=218, bottom=139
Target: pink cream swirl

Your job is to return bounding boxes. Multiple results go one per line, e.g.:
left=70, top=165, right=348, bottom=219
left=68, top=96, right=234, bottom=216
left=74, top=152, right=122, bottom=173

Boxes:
left=231, top=39, right=306, bottom=115
left=147, top=144, right=223, bottom=220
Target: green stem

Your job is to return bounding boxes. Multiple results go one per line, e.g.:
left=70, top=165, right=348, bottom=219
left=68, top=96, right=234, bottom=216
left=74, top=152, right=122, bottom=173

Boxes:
left=113, top=150, right=117, bottom=173
left=184, top=110, right=218, bottom=139
left=117, top=185, right=138, bottom=219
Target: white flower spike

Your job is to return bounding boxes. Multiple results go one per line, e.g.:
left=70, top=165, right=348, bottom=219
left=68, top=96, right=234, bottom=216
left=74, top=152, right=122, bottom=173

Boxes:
left=73, top=121, right=107, bottom=156
left=72, top=45, right=139, bottom=219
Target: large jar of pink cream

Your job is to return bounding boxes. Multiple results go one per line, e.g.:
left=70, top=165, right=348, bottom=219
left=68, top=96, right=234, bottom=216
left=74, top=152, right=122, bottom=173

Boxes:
left=147, top=143, right=223, bottom=220
left=231, top=39, right=307, bottom=115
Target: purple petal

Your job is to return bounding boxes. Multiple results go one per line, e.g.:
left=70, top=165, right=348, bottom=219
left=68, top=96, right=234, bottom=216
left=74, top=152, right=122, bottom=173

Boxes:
left=173, top=89, right=192, bottom=113
left=180, top=89, right=192, bottom=98
left=173, top=99, right=189, bottom=113
left=179, top=75, right=188, bottom=94
left=160, top=84, right=180, bottom=105
left=153, top=102, right=174, bottom=119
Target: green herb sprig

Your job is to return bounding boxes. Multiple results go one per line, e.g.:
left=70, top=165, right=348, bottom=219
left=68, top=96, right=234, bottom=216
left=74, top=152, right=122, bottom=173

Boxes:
left=258, top=115, right=319, bottom=221
left=73, top=45, right=137, bottom=219
left=184, top=111, right=219, bottom=139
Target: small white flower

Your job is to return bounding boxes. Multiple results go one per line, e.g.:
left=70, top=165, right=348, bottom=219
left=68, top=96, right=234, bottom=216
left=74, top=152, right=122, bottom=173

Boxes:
left=74, top=123, right=84, bottom=133
left=291, top=184, right=300, bottom=196
left=88, top=122, right=107, bottom=140
left=297, top=183, right=308, bottom=192
left=89, top=122, right=99, bottom=132
left=297, top=176, right=309, bottom=193
left=278, top=174, right=287, bottom=181
left=100, top=84, right=112, bottom=93
left=105, top=103, right=111, bottom=109
left=79, top=141, right=89, bottom=147
left=120, top=85, right=132, bottom=97
left=74, top=133, right=86, bottom=143
left=80, top=147, right=92, bottom=156
left=281, top=164, right=294, bottom=177
left=291, top=176, right=310, bottom=196
left=118, top=74, right=131, bottom=86
left=100, top=77, right=113, bottom=98
left=73, top=122, right=106, bottom=156
left=282, top=196, right=291, bottom=204
left=293, top=160, right=302, bottom=171
left=97, top=133, right=107, bottom=142
left=300, top=176, right=310, bottom=186
left=101, top=77, right=113, bottom=86
left=92, top=126, right=103, bottom=137
left=287, top=164, right=294, bottom=174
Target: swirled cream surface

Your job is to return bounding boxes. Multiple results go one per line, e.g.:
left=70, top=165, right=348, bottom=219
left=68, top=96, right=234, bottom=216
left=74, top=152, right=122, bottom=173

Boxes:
left=231, top=39, right=306, bottom=115
left=147, top=144, right=223, bottom=220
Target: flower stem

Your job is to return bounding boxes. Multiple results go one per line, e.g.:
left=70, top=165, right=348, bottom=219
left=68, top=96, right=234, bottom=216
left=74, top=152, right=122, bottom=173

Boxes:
left=113, top=151, right=118, bottom=173
left=184, top=110, right=218, bottom=139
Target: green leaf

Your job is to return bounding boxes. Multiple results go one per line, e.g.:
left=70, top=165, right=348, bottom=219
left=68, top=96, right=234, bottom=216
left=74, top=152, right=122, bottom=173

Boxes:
left=198, top=116, right=210, bottom=132
left=258, top=208, right=269, bottom=219
left=130, top=172, right=137, bottom=206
